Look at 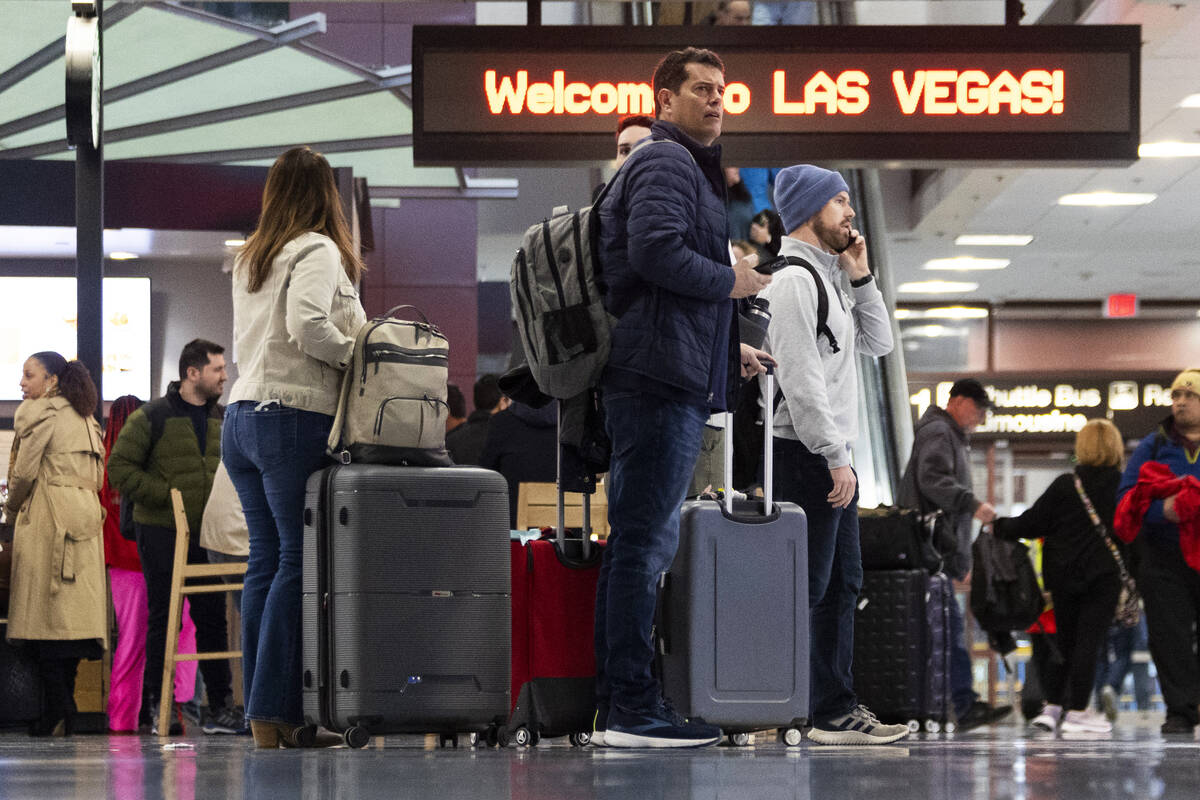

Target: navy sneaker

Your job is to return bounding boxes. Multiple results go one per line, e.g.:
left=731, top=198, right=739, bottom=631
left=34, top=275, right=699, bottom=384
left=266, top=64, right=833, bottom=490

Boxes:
left=605, top=700, right=721, bottom=748
left=591, top=704, right=609, bottom=747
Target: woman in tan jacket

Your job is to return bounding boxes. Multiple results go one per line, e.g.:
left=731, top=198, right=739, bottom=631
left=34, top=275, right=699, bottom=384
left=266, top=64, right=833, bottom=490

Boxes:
left=2, top=352, right=107, bottom=736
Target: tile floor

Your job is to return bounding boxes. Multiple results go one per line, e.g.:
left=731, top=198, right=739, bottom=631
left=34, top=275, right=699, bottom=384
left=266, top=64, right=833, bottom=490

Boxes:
left=0, top=714, right=1196, bottom=800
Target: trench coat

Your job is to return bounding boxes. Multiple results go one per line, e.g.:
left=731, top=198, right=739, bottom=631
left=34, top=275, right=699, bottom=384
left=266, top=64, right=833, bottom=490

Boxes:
left=2, top=395, right=107, bottom=647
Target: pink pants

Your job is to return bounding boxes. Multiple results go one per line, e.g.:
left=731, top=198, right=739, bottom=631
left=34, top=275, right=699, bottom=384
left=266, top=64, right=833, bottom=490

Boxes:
left=107, top=566, right=199, bottom=731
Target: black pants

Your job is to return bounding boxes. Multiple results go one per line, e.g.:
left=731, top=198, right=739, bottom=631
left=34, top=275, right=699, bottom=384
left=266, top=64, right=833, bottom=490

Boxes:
left=1139, top=539, right=1200, bottom=725
left=137, top=522, right=232, bottom=707
left=1043, top=575, right=1121, bottom=711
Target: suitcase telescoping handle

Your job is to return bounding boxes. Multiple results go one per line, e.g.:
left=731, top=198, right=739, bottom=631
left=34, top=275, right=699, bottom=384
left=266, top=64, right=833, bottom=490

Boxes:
left=555, top=401, right=593, bottom=560
left=722, top=366, right=776, bottom=517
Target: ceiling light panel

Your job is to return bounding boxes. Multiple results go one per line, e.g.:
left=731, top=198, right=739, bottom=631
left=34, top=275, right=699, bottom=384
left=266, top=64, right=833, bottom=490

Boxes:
left=897, top=280, right=980, bottom=294
left=924, top=257, right=1010, bottom=271
left=954, top=234, right=1033, bottom=246
left=1057, top=191, right=1157, bottom=206
left=1139, top=141, right=1200, bottom=158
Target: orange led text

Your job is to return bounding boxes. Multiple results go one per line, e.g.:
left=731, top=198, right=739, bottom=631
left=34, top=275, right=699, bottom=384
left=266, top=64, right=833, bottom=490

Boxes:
left=891, top=69, right=1064, bottom=115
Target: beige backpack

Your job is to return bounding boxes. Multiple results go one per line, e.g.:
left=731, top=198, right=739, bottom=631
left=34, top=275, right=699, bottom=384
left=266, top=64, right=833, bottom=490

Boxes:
left=327, top=305, right=452, bottom=466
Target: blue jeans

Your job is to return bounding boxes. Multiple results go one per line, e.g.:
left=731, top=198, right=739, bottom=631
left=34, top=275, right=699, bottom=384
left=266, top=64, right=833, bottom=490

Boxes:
left=773, top=438, right=862, bottom=723
left=948, top=595, right=979, bottom=718
left=594, top=390, right=708, bottom=714
left=222, top=401, right=332, bottom=724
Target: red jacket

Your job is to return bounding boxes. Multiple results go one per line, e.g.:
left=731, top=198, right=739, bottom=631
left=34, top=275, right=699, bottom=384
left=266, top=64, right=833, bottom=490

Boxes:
left=1114, top=461, right=1200, bottom=571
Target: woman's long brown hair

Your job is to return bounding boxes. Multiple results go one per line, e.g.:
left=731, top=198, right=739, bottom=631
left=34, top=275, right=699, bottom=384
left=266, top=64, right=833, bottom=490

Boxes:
left=238, top=146, right=364, bottom=293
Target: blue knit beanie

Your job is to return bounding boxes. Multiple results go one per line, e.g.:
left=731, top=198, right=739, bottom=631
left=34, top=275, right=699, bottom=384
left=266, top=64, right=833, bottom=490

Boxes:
left=774, top=165, right=850, bottom=233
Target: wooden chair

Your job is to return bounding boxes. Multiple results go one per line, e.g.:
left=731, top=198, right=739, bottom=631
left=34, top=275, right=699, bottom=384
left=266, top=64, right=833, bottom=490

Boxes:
left=158, top=488, right=246, bottom=736
left=515, top=481, right=609, bottom=539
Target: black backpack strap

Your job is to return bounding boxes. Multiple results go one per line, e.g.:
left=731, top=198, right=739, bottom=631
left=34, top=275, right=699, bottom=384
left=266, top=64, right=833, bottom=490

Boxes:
left=782, top=256, right=840, bottom=354
left=142, top=400, right=170, bottom=456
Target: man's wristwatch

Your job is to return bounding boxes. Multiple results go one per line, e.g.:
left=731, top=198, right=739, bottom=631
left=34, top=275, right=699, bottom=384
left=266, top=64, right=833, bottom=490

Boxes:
left=849, top=273, right=874, bottom=288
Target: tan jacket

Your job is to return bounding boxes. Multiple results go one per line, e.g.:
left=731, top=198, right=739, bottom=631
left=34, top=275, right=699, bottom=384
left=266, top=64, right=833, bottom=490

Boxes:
left=2, top=396, right=107, bottom=646
left=228, top=232, right=367, bottom=416
left=199, top=461, right=248, bottom=557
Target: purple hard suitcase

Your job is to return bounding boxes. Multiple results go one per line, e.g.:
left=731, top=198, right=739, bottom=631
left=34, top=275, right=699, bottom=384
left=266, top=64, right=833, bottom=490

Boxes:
left=657, top=370, right=810, bottom=746
left=852, top=569, right=955, bottom=733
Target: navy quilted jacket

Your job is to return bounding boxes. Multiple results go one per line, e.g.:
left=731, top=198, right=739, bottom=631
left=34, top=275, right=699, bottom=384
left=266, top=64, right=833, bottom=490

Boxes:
left=596, top=121, right=739, bottom=411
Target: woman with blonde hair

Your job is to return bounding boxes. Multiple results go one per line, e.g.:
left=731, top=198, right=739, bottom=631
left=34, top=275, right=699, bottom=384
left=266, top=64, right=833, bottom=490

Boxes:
left=991, top=418, right=1127, bottom=734
left=2, top=352, right=106, bottom=736
left=222, top=146, right=366, bottom=747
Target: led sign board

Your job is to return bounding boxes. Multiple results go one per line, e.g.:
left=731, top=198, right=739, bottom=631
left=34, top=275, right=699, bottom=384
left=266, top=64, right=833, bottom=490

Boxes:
left=909, top=374, right=1174, bottom=441
left=413, top=25, right=1139, bottom=166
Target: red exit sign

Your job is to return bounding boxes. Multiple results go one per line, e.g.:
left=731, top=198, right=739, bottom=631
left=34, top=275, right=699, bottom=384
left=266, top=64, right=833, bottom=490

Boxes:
left=1106, top=294, right=1139, bottom=318
left=413, top=25, right=1140, bottom=167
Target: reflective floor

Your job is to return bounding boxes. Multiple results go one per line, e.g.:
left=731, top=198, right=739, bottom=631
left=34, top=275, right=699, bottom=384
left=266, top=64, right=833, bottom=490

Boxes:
left=0, top=715, right=1197, bottom=800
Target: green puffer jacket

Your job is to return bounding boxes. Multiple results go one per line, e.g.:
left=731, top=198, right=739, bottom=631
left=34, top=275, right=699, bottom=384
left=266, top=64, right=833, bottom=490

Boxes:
left=107, top=382, right=223, bottom=530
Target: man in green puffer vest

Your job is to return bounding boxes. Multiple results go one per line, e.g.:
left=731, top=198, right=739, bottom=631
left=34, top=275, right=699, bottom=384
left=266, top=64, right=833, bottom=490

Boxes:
left=108, top=339, right=242, bottom=736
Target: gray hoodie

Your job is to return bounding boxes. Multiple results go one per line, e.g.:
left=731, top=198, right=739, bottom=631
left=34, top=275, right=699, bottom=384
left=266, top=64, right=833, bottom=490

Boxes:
left=757, top=237, right=893, bottom=467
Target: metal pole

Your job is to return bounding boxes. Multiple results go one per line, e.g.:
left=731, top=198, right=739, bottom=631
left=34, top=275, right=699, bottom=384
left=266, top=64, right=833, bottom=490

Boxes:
left=75, top=1, right=104, bottom=416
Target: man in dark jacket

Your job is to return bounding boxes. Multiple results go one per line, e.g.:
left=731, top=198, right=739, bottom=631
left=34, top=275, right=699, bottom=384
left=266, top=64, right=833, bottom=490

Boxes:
left=898, top=377, right=1008, bottom=731
left=1117, top=368, right=1200, bottom=734
left=447, top=374, right=508, bottom=467
left=108, top=339, right=241, bottom=735
left=591, top=47, right=771, bottom=749
left=479, top=399, right=556, bottom=528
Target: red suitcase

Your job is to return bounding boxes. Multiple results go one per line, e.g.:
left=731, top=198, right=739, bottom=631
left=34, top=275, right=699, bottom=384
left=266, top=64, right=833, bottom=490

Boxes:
left=505, top=422, right=604, bottom=747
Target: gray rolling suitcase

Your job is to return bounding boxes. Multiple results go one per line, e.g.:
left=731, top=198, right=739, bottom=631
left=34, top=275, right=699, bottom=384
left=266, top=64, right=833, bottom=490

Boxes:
left=302, top=463, right=512, bottom=748
left=657, top=370, right=810, bottom=746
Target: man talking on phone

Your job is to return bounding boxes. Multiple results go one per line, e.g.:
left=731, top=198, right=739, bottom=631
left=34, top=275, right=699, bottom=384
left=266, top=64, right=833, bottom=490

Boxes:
left=757, top=165, right=901, bottom=744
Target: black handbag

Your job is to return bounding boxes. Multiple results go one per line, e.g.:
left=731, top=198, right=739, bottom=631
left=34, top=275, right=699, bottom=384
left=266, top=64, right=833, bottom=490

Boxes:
left=858, top=505, right=943, bottom=572
left=1073, top=474, right=1141, bottom=628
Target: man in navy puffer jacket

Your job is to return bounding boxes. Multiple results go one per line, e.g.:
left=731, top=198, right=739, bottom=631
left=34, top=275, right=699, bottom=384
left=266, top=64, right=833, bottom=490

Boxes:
left=591, top=47, right=772, bottom=749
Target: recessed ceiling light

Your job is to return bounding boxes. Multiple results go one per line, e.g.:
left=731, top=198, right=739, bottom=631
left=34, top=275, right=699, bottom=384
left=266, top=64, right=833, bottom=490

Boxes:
left=897, top=280, right=979, bottom=294
left=1181, top=93, right=1200, bottom=108
left=924, top=257, right=1010, bottom=271
left=1057, top=191, right=1156, bottom=206
left=894, top=309, right=914, bottom=320
left=224, top=238, right=246, bottom=247
left=108, top=251, right=139, bottom=260
left=1139, top=141, right=1200, bottom=158
left=924, top=306, right=989, bottom=319
left=954, top=234, right=1033, bottom=247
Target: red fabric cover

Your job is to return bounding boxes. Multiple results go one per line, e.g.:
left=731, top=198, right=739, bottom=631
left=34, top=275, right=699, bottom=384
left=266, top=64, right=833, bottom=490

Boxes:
left=1114, top=460, right=1200, bottom=572
left=101, top=396, right=144, bottom=572
left=509, top=537, right=601, bottom=709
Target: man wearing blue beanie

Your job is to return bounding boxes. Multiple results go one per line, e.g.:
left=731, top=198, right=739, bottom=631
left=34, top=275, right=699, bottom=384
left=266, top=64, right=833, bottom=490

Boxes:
left=757, top=165, right=903, bottom=744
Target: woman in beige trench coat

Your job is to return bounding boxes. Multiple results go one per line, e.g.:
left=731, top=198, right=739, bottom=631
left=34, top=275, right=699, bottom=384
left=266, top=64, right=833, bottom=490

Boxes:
left=2, top=351, right=107, bottom=736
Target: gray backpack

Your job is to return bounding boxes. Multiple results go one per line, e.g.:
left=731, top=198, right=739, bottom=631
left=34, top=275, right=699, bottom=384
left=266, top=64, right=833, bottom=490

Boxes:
left=511, top=139, right=682, bottom=399
left=327, top=305, right=452, bottom=466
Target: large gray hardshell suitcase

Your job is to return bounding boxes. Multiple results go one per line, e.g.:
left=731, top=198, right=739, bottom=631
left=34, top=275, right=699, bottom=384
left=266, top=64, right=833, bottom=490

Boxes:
left=658, top=371, right=810, bottom=746
left=302, top=463, right=512, bottom=748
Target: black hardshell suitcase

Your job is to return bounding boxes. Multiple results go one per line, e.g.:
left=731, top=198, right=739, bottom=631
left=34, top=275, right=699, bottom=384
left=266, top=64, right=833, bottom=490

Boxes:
left=658, top=370, right=810, bottom=746
left=852, top=569, right=955, bottom=733
left=302, top=463, right=512, bottom=748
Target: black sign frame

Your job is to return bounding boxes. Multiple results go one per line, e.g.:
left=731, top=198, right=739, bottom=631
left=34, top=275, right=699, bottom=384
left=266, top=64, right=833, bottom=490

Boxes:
left=412, top=24, right=1140, bottom=167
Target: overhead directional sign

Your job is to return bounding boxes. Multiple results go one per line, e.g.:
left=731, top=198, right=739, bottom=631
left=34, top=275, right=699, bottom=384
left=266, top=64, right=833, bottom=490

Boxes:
left=413, top=25, right=1139, bottom=166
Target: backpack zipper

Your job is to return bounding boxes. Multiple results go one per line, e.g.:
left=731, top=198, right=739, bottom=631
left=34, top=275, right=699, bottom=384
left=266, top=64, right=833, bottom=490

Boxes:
left=374, top=394, right=448, bottom=437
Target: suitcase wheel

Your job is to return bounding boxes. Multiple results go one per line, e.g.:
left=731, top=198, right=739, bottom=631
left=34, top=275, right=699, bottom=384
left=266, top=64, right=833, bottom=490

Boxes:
left=486, top=725, right=501, bottom=747
left=924, top=719, right=941, bottom=734
left=781, top=727, right=804, bottom=747
left=438, top=733, right=461, bottom=748
left=513, top=726, right=533, bottom=747
left=344, top=725, right=371, bottom=749
left=943, top=720, right=957, bottom=734
left=569, top=731, right=592, bottom=747
left=727, top=732, right=751, bottom=747
left=293, top=724, right=318, bottom=747
left=906, top=719, right=921, bottom=733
